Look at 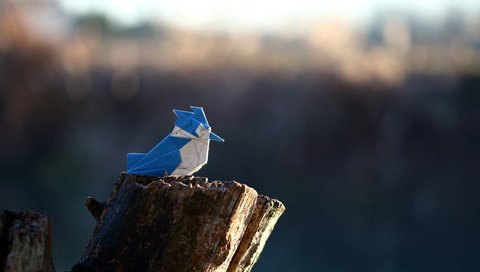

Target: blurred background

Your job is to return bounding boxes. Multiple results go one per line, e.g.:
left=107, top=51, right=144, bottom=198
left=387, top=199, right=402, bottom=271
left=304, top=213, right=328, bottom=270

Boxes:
left=1, top=0, right=480, bottom=271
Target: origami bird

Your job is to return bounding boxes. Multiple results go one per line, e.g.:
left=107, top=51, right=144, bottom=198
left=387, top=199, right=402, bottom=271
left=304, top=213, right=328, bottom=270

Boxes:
left=127, top=106, right=224, bottom=176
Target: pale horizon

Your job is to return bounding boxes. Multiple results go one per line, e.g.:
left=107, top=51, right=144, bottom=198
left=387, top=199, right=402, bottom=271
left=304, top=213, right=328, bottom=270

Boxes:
left=58, top=0, right=480, bottom=31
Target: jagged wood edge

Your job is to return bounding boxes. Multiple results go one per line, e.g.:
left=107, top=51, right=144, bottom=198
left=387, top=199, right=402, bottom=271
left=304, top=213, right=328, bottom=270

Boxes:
left=75, top=173, right=285, bottom=272
left=0, top=210, right=55, bottom=272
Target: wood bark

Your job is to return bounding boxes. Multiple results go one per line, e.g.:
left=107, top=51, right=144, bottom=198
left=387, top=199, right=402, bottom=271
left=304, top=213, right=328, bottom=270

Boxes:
left=72, top=173, right=285, bottom=272
left=0, top=210, right=55, bottom=272
left=0, top=173, right=284, bottom=272
left=227, top=196, right=285, bottom=272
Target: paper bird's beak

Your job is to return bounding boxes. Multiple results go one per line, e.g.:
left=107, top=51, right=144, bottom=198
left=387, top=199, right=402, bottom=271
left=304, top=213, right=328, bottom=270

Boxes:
left=209, top=132, right=224, bottom=142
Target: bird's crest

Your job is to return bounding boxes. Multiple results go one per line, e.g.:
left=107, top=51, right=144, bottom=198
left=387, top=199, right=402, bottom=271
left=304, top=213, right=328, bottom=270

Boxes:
left=173, top=106, right=210, bottom=137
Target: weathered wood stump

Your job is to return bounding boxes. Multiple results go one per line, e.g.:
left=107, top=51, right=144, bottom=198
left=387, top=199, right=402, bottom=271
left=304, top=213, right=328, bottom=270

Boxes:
left=0, top=210, right=55, bottom=272
left=72, top=173, right=285, bottom=272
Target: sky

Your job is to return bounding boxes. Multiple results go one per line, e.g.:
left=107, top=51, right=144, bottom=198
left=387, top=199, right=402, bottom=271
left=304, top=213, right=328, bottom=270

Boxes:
left=58, top=0, right=479, bottom=31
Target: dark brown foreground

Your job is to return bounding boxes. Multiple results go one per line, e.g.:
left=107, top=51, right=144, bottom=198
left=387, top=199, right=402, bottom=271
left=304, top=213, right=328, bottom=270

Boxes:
left=0, top=173, right=285, bottom=272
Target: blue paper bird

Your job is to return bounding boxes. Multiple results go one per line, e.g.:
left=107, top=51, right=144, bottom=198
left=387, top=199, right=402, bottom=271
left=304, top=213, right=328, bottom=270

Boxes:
left=127, top=106, right=224, bottom=176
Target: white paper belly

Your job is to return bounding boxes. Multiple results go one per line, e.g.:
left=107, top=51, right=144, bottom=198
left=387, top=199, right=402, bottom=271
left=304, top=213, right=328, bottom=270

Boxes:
left=172, top=139, right=210, bottom=175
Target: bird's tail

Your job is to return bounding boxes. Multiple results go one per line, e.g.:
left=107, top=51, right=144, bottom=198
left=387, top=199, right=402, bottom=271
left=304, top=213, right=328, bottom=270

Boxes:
left=127, top=153, right=145, bottom=171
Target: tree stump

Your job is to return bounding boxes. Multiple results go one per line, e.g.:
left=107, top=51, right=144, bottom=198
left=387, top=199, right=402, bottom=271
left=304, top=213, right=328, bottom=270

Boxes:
left=72, top=173, right=285, bottom=272
left=0, top=210, right=55, bottom=272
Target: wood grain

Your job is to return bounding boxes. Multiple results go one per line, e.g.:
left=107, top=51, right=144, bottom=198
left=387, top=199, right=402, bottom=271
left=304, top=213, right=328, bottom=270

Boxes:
left=72, top=173, right=285, bottom=272
left=0, top=210, right=54, bottom=272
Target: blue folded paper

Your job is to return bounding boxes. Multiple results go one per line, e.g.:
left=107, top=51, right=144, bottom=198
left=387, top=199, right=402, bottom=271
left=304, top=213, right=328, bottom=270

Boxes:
left=127, top=106, right=224, bottom=177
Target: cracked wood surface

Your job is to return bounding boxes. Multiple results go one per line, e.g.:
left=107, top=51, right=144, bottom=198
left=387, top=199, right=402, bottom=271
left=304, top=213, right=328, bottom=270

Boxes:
left=0, top=210, right=54, bottom=272
left=72, top=173, right=285, bottom=272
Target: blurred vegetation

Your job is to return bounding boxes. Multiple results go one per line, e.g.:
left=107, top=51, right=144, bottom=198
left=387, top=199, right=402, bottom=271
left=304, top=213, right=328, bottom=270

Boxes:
left=1, top=1, right=480, bottom=271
